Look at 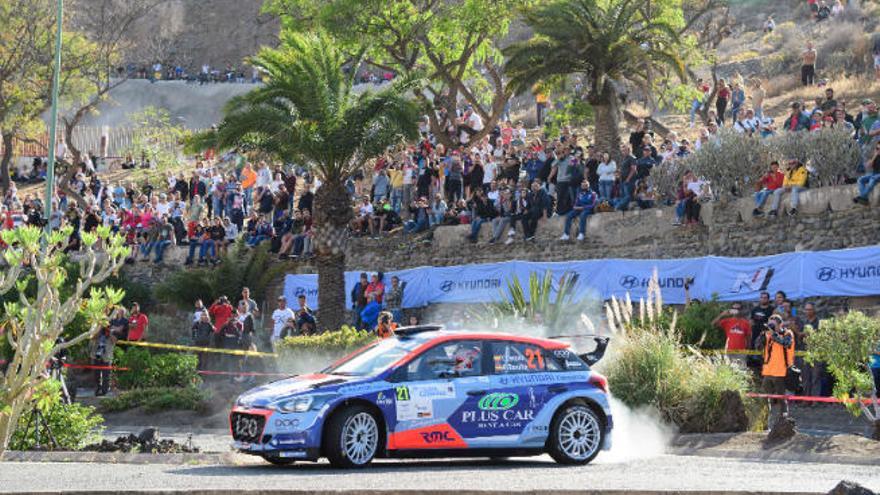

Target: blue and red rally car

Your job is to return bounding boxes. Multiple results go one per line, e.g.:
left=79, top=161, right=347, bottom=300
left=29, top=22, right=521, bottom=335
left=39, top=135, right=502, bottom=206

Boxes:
left=230, top=325, right=612, bottom=467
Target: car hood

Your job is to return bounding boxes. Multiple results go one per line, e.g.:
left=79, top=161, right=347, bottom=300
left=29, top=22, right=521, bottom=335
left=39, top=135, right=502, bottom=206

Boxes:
left=235, top=373, right=366, bottom=408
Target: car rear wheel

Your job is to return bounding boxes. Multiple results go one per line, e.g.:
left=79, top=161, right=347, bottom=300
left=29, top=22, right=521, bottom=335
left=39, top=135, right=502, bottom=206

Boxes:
left=324, top=405, right=380, bottom=468
left=263, top=456, right=295, bottom=466
left=548, top=404, right=604, bottom=465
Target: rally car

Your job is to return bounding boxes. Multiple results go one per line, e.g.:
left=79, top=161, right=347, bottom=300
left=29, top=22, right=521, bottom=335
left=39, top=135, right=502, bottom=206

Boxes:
left=230, top=325, right=612, bottom=467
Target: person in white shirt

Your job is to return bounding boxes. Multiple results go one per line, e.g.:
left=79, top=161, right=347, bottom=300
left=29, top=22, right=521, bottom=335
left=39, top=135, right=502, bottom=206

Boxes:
left=271, top=296, right=297, bottom=345
left=257, top=162, right=272, bottom=188
left=155, top=193, right=171, bottom=216
left=483, top=159, right=497, bottom=188
left=596, top=153, right=617, bottom=202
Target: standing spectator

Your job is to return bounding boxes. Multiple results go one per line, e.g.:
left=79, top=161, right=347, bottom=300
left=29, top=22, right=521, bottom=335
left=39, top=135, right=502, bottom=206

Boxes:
left=854, top=142, right=880, bottom=205
left=799, top=302, right=825, bottom=397
left=712, top=302, right=752, bottom=355
left=209, top=296, right=234, bottom=334
left=270, top=296, right=296, bottom=346
left=385, top=276, right=405, bottom=323
left=360, top=294, right=382, bottom=330
left=192, top=311, right=214, bottom=348
left=753, top=161, right=785, bottom=216
left=768, top=159, right=808, bottom=216
left=758, top=314, right=795, bottom=425
left=522, top=180, right=546, bottom=241
left=801, top=41, right=817, bottom=86
left=89, top=326, right=116, bottom=396
left=294, top=294, right=317, bottom=334
left=596, top=153, right=616, bottom=202
left=372, top=168, right=390, bottom=204
left=108, top=307, right=129, bottom=341
left=560, top=179, right=597, bottom=241
left=124, top=303, right=148, bottom=342
left=819, top=88, right=838, bottom=113
left=351, top=273, right=369, bottom=329
left=715, top=79, right=730, bottom=124
left=750, top=292, right=774, bottom=349
left=365, top=273, right=386, bottom=304
left=240, top=287, right=260, bottom=319
left=750, top=78, right=766, bottom=120
left=730, top=81, right=746, bottom=122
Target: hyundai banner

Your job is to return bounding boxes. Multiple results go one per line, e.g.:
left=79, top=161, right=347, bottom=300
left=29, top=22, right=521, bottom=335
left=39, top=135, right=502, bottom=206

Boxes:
left=284, top=246, right=880, bottom=309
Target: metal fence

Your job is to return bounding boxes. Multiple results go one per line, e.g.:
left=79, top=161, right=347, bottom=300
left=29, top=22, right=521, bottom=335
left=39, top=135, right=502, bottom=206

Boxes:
left=1, top=126, right=186, bottom=160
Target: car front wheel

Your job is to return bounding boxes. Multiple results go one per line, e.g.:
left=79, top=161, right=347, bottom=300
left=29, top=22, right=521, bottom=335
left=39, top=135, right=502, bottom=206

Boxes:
left=324, top=405, right=380, bottom=468
left=547, top=404, right=604, bottom=465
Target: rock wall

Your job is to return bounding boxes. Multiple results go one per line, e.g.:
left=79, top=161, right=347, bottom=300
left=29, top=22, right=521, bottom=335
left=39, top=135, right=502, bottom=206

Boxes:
left=125, top=184, right=880, bottom=311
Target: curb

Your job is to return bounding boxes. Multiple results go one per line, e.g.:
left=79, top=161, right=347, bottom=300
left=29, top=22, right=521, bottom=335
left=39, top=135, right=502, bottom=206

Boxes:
left=668, top=446, right=880, bottom=466
left=0, top=451, right=254, bottom=465
left=2, top=492, right=823, bottom=495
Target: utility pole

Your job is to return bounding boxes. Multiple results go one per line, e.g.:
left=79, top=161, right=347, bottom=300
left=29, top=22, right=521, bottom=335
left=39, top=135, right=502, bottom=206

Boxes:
left=44, top=0, right=64, bottom=232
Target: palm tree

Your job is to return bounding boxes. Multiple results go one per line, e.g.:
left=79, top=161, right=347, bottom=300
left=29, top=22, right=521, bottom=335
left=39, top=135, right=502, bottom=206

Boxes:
left=188, top=32, right=421, bottom=331
left=504, top=0, right=686, bottom=154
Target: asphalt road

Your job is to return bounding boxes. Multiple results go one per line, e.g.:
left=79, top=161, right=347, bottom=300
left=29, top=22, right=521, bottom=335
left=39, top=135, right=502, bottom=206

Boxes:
left=2, top=455, right=879, bottom=493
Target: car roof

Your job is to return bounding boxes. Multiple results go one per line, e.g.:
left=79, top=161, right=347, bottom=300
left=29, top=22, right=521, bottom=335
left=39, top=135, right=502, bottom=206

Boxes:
left=405, top=329, right=569, bottom=350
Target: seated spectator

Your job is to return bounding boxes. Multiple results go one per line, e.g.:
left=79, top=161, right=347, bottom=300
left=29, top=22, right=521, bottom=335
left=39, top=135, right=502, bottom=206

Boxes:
left=467, top=188, right=497, bottom=242
left=783, top=102, right=810, bottom=131
left=753, top=161, right=785, bottom=216
left=429, top=194, right=447, bottom=226
left=768, top=159, right=808, bottom=216
left=635, top=181, right=655, bottom=209
left=246, top=216, right=273, bottom=247
left=351, top=196, right=375, bottom=237
left=404, top=197, right=430, bottom=234
left=560, top=179, right=597, bottom=241
left=854, top=142, right=880, bottom=205
left=489, top=188, right=516, bottom=245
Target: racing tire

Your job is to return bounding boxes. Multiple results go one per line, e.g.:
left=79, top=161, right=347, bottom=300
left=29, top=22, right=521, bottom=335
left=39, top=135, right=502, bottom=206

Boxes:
left=324, top=405, right=380, bottom=468
left=263, top=456, right=296, bottom=466
left=547, top=403, right=604, bottom=465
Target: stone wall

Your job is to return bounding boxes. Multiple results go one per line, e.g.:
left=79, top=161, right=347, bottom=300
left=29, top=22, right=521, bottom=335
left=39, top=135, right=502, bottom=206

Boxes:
left=125, top=184, right=880, bottom=312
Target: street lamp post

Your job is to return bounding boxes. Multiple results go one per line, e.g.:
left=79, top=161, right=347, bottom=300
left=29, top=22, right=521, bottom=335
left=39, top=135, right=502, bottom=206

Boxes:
left=43, top=0, right=64, bottom=232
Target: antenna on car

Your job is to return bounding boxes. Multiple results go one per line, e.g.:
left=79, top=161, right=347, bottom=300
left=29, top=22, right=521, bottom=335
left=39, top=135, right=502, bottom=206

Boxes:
left=393, top=325, right=444, bottom=338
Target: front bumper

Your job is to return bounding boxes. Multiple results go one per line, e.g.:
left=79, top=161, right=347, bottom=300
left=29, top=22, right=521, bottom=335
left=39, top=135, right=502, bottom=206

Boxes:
left=230, top=407, right=324, bottom=455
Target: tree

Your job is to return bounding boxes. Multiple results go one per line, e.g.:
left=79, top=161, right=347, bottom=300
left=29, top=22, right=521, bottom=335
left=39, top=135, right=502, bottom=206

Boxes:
left=187, top=32, right=421, bottom=331
left=807, top=312, right=880, bottom=440
left=504, top=0, right=688, bottom=154
left=0, top=225, right=128, bottom=454
left=264, top=0, right=523, bottom=149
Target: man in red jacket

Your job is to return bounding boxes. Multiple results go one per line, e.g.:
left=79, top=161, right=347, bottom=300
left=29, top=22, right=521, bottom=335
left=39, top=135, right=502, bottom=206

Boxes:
left=753, top=161, right=784, bottom=217
left=208, top=296, right=235, bottom=334
left=127, top=303, right=149, bottom=341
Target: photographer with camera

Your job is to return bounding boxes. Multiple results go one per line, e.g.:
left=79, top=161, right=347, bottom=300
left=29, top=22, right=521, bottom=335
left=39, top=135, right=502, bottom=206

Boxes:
left=89, top=325, right=117, bottom=396
left=758, top=314, right=796, bottom=425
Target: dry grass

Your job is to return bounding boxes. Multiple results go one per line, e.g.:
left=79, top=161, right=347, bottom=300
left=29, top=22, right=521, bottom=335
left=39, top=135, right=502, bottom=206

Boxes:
left=764, top=75, right=880, bottom=115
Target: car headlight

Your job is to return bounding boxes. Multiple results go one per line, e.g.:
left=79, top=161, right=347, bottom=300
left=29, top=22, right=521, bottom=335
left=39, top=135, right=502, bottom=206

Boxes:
left=272, top=394, right=337, bottom=413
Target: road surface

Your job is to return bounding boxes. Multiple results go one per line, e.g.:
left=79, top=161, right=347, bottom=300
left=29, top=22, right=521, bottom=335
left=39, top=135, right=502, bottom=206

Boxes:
left=1, top=454, right=878, bottom=493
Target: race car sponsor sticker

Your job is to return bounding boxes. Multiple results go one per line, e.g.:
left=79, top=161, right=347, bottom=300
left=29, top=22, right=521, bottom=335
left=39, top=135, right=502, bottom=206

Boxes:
left=394, top=383, right=455, bottom=421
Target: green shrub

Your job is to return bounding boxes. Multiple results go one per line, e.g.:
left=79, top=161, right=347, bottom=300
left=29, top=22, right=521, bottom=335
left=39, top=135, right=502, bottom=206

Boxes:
left=677, top=298, right=728, bottom=349
left=113, top=348, right=201, bottom=390
left=10, top=380, right=104, bottom=450
left=100, top=386, right=210, bottom=413
left=275, top=326, right=377, bottom=374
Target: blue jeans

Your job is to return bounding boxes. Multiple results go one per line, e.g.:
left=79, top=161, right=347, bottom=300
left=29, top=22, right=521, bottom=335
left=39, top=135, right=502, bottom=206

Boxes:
left=754, top=189, right=773, bottom=208
left=247, top=234, right=269, bottom=247
left=614, top=183, right=634, bottom=210
left=563, top=209, right=590, bottom=236
left=212, top=196, right=224, bottom=218
left=690, top=98, right=701, bottom=125
left=857, top=173, right=880, bottom=199
left=152, top=240, right=172, bottom=262
left=243, top=187, right=253, bottom=213
left=405, top=217, right=428, bottom=234
left=770, top=186, right=804, bottom=211
left=675, top=200, right=686, bottom=220
left=598, top=180, right=614, bottom=202
left=199, top=239, right=216, bottom=260
left=469, top=217, right=488, bottom=240
left=391, top=188, right=403, bottom=212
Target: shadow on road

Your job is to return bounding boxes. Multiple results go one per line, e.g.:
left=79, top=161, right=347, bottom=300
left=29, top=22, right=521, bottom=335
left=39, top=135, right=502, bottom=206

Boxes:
left=169, top=457, right=562, bottom=477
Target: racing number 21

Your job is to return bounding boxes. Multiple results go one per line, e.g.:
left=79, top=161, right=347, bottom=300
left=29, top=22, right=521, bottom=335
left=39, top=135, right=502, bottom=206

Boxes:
left=396, top=386, right=410, bottom=401
left=524, top=348, right=545, bottom=370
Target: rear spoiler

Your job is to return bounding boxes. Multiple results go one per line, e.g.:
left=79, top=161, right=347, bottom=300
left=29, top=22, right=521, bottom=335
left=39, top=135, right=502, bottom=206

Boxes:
left=578, top=337, right=610, bottom=366
left=547, top=334, right=611, bottom=366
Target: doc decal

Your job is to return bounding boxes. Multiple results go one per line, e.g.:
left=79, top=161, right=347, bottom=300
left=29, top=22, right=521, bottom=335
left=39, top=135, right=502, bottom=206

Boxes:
left=477, top=393, right=518, bottom=411
left=394, top=383, right=455, bottom=421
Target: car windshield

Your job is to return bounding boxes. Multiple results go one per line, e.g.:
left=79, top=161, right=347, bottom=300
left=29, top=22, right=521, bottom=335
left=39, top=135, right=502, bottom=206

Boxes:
left=324, top=338, right=422, bottom=377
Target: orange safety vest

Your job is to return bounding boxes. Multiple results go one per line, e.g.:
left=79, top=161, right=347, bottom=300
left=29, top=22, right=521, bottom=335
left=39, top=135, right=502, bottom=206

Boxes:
left=377, top=322, right=397, bottom=339
left=241, top=168, right=257, bottom=189
left=761, top=330, right=794, bottom=377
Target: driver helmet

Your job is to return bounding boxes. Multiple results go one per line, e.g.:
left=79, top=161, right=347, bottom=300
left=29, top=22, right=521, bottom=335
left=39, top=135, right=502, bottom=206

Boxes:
left=453, top=346, right=481, bottom=372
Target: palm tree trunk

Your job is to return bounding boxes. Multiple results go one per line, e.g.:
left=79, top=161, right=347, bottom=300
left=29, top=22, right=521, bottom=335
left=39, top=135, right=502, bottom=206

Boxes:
left=1, top=132, right=14, bottom=195
left=592, top=80, right=622, bottom=157
left=313, top=180, right=354, bottom=332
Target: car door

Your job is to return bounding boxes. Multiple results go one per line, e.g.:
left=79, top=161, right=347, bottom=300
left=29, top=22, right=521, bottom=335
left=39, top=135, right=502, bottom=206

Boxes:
left=448, top=340, right=561, bottom=447
left=386, top=339, right=487, bottom=450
